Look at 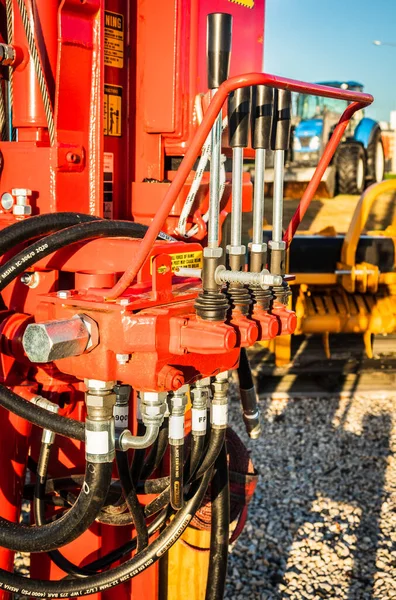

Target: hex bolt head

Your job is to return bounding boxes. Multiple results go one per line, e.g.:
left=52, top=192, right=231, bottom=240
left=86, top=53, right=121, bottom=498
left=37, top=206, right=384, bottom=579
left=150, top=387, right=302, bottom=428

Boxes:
left=23, top=315, right=93, bottom=363
left=116, top=353, right=130, bottom=365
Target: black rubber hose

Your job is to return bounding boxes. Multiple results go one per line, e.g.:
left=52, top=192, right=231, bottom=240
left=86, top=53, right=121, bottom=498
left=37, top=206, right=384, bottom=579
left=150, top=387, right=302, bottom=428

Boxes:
left=0, top=384, right=85, bottom=441
left=237, top=348, right=261, bottom=439
left=237, top=347, right=254, bottom=390
left=97, top=428, right=222, bottom=526
left=170, top=444, right=183, bottom=510
left=0, top=212, right=99, bottom=257
left=0, top=468, right=213, bottom=597
left=0, top=219, right=174, bottom=292
left=140, top=417, right=169, bottom=480
left=205, top=441, right=230, bottom=600
left=189, top=435, right=206, bottom=479
left=130, top=422, right=147, bottom=485
left=116, top=450, right=149, bottom=552
left=33, top=441, right=98, bottom=577
left=0, top=459, right=112, bottom=552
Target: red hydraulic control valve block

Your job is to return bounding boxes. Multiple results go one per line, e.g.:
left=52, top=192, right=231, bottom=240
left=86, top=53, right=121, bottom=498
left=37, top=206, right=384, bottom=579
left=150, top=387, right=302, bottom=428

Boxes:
left=170, top=316, right=237, bottom=355
left=230, top=314, right=259, bottom=347
left=271, top=302, right=297, bottom=336
left=252, top=308, right=280, bottom=341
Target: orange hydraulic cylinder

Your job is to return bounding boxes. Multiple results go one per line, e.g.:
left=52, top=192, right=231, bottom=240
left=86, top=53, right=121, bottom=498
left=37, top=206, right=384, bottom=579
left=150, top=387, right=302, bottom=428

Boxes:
left=12, top=0, right=57, bottom=137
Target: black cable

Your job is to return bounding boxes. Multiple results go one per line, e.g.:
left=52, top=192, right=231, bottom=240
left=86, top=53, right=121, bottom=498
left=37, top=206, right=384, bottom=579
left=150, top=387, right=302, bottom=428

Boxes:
left=0, top=468, right=212, bottom=597
left=237, top=347, right=255, bottom=390
left=116, top=450, right=149, bottom=552
left=0, top=219, right=174, bottom=292
left=0, top=385, right=85, bottom=441
left=0, top=459, right=112, bottom=553
left=0, top=212, right=98, bottom=257
left=205, top=441, right=229, bottom=600
left=237, top=347, right=261, bottom=438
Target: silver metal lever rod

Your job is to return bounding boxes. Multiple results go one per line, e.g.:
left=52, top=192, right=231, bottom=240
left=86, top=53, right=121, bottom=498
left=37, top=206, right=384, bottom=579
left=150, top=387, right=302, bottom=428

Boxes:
left=229, top=146, right=244, bottom=251
left=207, top=94, right=223, bottom=250
left=272, top=149, right=285, bottom=245
left=252, top=148, right=266, bottom=246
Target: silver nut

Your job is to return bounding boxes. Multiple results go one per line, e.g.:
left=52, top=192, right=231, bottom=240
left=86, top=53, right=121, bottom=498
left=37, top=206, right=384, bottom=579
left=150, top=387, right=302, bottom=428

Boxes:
left=1, top=193, right=14, bottom=211
left=203, top=247, right=223, bottom=258
left=116, top=353, right=130, bottom=365
left=86, top=392, right=117, bottom=408
left=226, top=244, right=246, bottom=256
left=268, top=240, right=286, bottom=251
left=12, top=188, right=32, bottom=196
left=119, top=297, right=132, bottom=306
left=80, top=314, right=99, bottom=350
left=57, top=290, right=72, bottom=299
left=13, top=204, right=32, bottom=216
left=23, top=316, right=91, bottom=363
left=85, top=379, right=116, bottom=391
left=249, top=242, right=267, bottom=253
left=196, top=377, right=211, bottom=387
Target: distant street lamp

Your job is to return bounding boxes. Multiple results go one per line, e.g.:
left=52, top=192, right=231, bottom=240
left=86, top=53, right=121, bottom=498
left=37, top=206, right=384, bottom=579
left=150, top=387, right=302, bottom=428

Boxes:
left=373, top=40, right=396, bottom=47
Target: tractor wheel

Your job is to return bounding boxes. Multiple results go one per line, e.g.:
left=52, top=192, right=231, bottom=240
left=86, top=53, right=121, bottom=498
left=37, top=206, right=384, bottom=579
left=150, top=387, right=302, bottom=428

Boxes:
left=366, top=126, right=385, bottom=184
left=336, top=143, right=366, bottom=195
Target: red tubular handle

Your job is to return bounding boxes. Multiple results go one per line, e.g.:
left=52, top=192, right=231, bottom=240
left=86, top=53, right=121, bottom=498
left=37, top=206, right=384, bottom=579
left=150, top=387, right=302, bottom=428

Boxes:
left=92, top=73, right=372, bottom=301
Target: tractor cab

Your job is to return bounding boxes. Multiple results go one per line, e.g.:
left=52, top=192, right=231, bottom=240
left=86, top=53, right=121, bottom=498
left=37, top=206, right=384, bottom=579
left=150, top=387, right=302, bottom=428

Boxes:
left=293, top=81, right=363, bottom=160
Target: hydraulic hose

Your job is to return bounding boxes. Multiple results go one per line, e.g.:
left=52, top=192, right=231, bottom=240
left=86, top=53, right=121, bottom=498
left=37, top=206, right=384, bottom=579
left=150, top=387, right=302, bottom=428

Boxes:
left=33, top=441, right=98, bottom=577
left=0, top=468, right=213, bottom=597
left=237, top=348, right=261, bottom=439
left=0, top=212, right=98, bottom=257
left=0, top=459, right=112, bottom=552
left=0, top=385, right=84, bottom=441
left=205, top=442, right=230, bottom=600
left=0, top=219, right=174, bottom=292
left=116, top=450, right=149, bottom=552
left=140, top=417, right=169, bottom=480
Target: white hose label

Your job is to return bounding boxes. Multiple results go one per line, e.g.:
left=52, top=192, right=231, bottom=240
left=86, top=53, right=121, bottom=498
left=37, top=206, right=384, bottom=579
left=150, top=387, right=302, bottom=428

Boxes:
left=211, top=403, right=228, bottom=427
left=169, top=415, right=185, bottom=440
left=114, top=405, right=129, bottom=430
left=86, top=430, right=109, bottom=455
left=192, top=408, right=207, bottom=433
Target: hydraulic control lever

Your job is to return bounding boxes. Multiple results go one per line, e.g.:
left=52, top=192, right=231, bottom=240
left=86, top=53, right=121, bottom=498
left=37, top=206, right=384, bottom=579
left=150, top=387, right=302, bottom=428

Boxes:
left=195, top=13, right=232, bottom=322
left=250, top=85, right=273, bottom=273
left=269, top=89, right=296, bottom=335
left=269, top=88, right=292, bottom=277
left=226, top=86, right=253, bottom=327
left=248, top=86, right=279, bottom=340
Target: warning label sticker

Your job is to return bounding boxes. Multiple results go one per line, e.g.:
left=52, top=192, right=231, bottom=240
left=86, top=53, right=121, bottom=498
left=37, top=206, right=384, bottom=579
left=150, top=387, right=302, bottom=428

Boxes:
left=104, top=84, right=122, bottom=137
left=151, top=251, right=203, bottom=274
left=229, top=0, right=254, bottom=7
left=103, top=152, right=114, bottom=219
left=104, top=11, right=124, bottom=68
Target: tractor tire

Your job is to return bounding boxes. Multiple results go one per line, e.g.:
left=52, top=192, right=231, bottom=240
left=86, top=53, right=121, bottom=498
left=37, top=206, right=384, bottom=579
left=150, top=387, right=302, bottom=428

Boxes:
left=366, top=126, right=385, bottom=184
left=336, top=143, right=366, bottom=195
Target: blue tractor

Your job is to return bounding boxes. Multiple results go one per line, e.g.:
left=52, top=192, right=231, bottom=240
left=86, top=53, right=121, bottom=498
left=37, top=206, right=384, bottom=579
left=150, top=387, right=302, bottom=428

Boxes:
left=291, top=81, right=385, bottom=196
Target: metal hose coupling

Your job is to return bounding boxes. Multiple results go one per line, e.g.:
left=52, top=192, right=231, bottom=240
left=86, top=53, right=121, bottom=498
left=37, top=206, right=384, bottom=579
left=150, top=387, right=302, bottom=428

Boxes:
left=118, top=391, right=167, bottom=451
left=168, top=385, right=188, bottom=446
left=85, top=379, right=117, bottom=463
left=191, top=377, right=211, bottom=437
left=240, top=387, right=261, bottom=439
left=210, top=371, right=229, bottom=429
left=30, top=395, right=60, bottom=445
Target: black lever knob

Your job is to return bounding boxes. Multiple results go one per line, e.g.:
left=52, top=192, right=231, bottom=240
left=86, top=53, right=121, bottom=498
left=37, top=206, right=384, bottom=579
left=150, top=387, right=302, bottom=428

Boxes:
left=272, top=89, right=292, bottom=151
left=207, top=13, right=232, bottom=89
left=251, top=85, right=273, bottom=150
left=228, top=86, right=251, bottom=148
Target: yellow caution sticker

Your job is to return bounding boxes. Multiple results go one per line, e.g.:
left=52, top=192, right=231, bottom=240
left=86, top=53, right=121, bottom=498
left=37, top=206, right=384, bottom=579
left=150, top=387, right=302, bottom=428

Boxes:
left=151, top=251, right=203, bottom=274
left=104, top=11, right=124, bottom=68
left=229, top=0, right=254, bottom=7
left=104, top=84, right=122, bottom=137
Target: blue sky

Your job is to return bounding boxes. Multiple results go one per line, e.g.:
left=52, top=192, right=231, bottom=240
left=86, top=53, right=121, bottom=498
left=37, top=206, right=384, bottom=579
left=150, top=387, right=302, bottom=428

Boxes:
left=264, top=0, right=396, bottom=123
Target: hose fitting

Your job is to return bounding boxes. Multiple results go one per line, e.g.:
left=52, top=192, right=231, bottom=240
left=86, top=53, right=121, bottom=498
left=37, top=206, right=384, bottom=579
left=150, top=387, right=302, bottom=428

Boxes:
left=210, top=371, right=229, bottom=430
left=118, top=392, right=167, bottom=451
left=114, top=384, right=131, bottom=432
left=191, top=377, right=210, bottom=436
left=30, top=395, right=60, bottom=445
left=84, top=379, right=116, bottom=463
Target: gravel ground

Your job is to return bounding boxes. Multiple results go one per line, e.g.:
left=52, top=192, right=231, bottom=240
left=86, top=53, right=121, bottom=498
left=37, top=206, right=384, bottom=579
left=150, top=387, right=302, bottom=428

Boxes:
left=226, top=384, right=396, bottom=600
